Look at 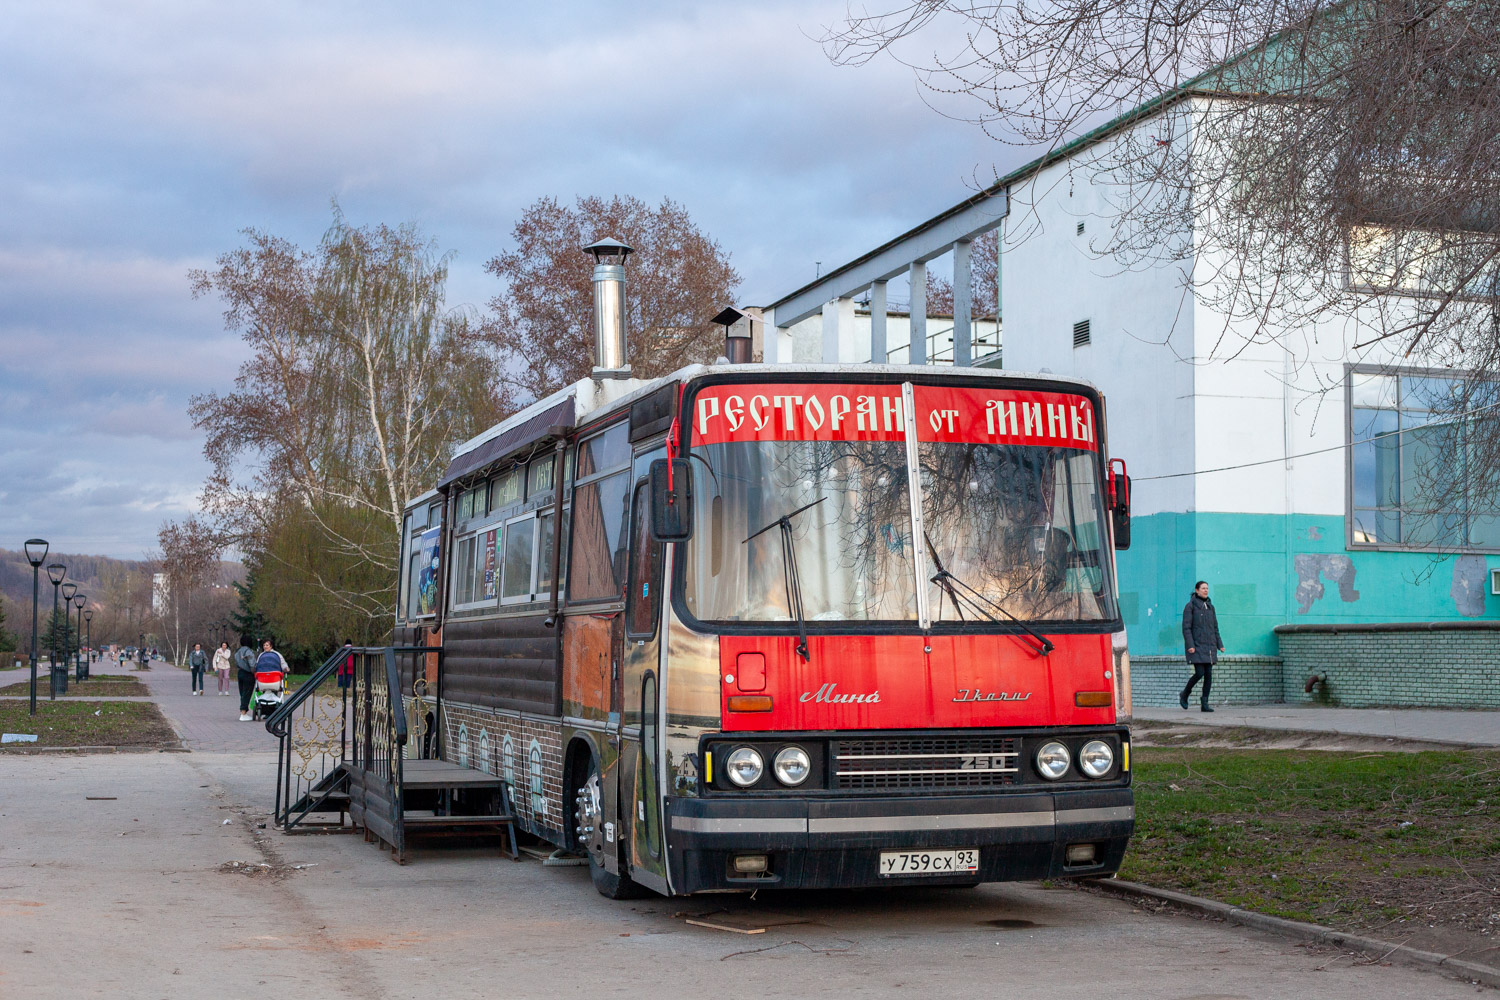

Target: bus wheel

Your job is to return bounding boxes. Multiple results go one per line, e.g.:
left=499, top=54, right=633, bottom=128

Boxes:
left=574, top=754, right=646, bottom=899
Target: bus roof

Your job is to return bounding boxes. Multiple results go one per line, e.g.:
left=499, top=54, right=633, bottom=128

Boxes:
left=440, top=363, right=1103, bottom=492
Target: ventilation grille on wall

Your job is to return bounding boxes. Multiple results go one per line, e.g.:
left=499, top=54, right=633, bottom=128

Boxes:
left=1073, top=319, right=1091, bottom=347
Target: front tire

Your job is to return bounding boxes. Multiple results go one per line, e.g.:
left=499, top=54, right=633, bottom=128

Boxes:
left=574, top=754, right=646, bottom=899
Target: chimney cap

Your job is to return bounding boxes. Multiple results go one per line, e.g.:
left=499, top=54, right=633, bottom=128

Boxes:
left=713, top=306, right=753, bottom=340
left=583, top=237, right=634, bottom=263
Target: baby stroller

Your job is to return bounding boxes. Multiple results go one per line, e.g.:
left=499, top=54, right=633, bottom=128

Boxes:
left=250, top=669, right=287, bottom=720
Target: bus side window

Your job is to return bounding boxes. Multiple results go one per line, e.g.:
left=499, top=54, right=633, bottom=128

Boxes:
left=626, top=480, right=662, bottom=638
left=640, top=671, right=659, bottom=857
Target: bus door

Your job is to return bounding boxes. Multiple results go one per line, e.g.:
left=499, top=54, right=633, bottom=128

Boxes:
left=620, top=445, right=668, bottom=888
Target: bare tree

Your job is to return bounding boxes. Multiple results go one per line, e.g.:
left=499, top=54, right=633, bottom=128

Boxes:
left=150, top=518, right=230, bottom=664
left=826, top=1, right=1500, bottom=546
left=190, top=208, right=504, bottom=627
left=484, top=195, right=741, bottom=403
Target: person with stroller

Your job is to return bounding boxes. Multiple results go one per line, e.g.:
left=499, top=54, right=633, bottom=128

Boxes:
left=250, top=638, right=290, bottom=720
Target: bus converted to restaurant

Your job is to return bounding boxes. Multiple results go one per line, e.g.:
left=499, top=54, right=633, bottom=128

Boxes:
left=390, top=240, right=1135, bottom=897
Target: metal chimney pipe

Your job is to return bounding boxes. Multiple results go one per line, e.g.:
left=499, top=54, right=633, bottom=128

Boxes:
left=714, top=306, right=754, bottom=364
left=583, top=238, right=633, bottom=378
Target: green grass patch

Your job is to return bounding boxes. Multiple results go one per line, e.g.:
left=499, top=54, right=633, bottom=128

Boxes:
left=0, top=699, right=178, bottom=748
left=0, top=675, right=145, bottom=697
left=1122, top=747, right=1500, bottom=937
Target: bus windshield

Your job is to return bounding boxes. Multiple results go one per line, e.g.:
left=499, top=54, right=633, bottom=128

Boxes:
left=680, top=439, right=918, bottom=622
left=680, top=381, right=1117, bottom=627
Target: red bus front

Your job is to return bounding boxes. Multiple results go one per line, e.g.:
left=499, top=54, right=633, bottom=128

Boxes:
left=657, top=370, right=1132, bottom=893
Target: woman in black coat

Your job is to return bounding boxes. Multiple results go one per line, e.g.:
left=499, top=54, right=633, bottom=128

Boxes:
left=1180, top=580, right=1224, bottom=711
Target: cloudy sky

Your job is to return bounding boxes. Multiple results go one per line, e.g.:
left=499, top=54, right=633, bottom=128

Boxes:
left=0, top=1, right=1014, bottom=559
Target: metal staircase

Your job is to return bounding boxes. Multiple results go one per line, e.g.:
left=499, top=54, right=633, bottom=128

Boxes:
left=266, top=644, right=519, bottom=863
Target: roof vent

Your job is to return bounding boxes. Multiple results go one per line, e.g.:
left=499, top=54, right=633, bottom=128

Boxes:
left=1073, top=319, right=1091, bottom=348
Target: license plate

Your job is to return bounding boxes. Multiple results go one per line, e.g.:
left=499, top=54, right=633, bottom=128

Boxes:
left=878, top=849, right=979, bottom=876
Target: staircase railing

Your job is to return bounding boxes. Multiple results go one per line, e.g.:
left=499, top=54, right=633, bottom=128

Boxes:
left=266, top=643, right=442, bottom=835
left=266, top=646, right=354, bottom=831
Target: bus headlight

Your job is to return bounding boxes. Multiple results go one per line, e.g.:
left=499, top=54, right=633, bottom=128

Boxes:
left=772, top=746, right=811, bottom=786
left=1078, top=740, right=1114, bottom=778
left=725, top=747, right=765, bottom=787
left=1035, top=741, right=1071, bottom=780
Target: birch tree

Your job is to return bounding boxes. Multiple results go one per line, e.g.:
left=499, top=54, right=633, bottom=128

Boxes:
left=189, top=209, right=504, bottom=629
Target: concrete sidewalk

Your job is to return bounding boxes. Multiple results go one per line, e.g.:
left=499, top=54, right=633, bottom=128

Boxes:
left=1134, top=704, right=1500, bottom=746
left=140, top=661, right=280, bottom=753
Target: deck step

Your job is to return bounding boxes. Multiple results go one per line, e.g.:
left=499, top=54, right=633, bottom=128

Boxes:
left=403, top=814, right=517, bottom=827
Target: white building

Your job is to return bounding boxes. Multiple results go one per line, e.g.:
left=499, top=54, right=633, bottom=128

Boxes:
left=755, top=89, right=1500, bottom=708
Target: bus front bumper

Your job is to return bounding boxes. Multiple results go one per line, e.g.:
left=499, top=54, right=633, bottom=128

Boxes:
left=664, top=787, right=1133, bottom=894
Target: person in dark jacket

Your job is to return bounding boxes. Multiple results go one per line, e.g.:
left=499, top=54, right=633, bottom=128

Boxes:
left=234, top=637, right=257, bottom=721
left=1180, top=581, right=1224, bottom=712
left=187, top=644, right=208, bottom=695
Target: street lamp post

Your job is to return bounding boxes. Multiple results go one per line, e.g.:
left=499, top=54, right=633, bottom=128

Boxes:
left=47, top=565, right=67, bottom=700
left=72, top=594, right=86, bottom=683
left=83, top=609, right=93, bottom=680
left=58, top=582, right=76, bottom=697
left=24, top=539, right=48, bottom=716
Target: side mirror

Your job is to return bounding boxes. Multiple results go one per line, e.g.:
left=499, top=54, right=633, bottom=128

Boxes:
left=649, top=458, right=693, bottom=541
left=1107, top=458, right=1131, bottom=551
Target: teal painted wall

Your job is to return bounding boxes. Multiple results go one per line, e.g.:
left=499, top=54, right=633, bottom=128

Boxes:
left=1114, top=512, right=1500, bottom=656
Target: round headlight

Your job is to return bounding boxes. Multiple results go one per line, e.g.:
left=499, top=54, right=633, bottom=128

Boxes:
left=725, top=746, right=765, bottom=787
left=773, top=746, right=811, bottom=786
left=1079, top=740, right=1114, bottom=778
left=1035, top=740, right=1071, bottom=780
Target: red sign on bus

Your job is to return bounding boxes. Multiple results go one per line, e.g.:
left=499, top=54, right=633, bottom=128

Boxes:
left=689, top=382, right=1096, bottom=450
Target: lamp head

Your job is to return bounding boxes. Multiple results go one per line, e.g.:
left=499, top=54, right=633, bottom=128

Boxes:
left=47, top=563, right=66, bottom=586
left=73, top=594, right=86, bottom=610
left=60, top=582, right=77, bottom=601
left=84, top=609, right=93, bottom=622
left=24, top=538, right=49, bottom=567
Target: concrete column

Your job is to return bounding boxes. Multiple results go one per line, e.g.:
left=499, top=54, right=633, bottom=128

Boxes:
left=762, top=307, right=781, bottom=364
left=869, top=281, right=888, bottom=364
left=953, top=239, right=971, bottom=367
left=821, top=297, right=854, bottom=363
left=908, top=261, right=926, bottom=365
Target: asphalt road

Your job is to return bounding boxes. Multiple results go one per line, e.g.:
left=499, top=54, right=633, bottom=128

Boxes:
left=0, top=750, right=1489, bottom=1000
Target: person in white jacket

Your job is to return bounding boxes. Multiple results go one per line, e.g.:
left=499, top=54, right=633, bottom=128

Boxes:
left=211, top=642, right=233, bottom=696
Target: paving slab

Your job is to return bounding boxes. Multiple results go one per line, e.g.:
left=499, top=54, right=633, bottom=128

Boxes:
left=1134, top=704, right=1500, bottom=746
left=1, top=750, right=1491, bottom=1000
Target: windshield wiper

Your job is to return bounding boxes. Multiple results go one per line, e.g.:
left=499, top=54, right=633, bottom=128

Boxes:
left=923, top=532, right=1054, bottom=656
left=745, top=497, right=825, bottom=662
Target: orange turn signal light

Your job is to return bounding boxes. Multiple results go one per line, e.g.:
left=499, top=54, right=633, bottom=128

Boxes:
left=1075, top=690, right=1113, bottom=708
left=727, top=695, right=774, bottom=713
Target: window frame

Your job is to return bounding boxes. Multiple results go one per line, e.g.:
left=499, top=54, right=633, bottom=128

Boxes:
left=1345, top=363, right=1500, bottom=553
left=498, top=511, right=540, bottom=606
left=564, top=419, right=634, bottom=607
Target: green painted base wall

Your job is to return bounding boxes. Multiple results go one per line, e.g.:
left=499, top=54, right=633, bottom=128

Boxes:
left=1115, top=512, right=1500, bottom=657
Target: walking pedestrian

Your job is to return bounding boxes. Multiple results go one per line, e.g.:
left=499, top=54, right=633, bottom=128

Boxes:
left=212, top=641, right=232, bottom=695
left=234, top=636, right=257, bottom=721
left=1180, top=580, right=1225, bottom=712
left=188, top=643, right=208, bottom=695
left=338, top=639, right=355, bottom=689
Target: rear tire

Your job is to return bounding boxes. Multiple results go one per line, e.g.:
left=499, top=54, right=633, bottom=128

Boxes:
left=574, top=753, right=647, bottom=899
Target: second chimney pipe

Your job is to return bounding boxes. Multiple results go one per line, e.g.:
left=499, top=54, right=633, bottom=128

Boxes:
left=584, top=238, right=632, bottom=378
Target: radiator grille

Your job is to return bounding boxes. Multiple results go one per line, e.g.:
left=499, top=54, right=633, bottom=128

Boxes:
left=831, top=736, right=1020, bottom=791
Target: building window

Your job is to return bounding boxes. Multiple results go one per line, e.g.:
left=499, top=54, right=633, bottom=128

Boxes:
left=1348, top=225, right=1500, bottom=299
left=1072, top=319, right=1091, bottom=348
left=1349, top=368, right=1500, bottom=550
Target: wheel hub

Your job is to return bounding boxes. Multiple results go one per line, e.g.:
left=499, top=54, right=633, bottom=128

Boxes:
left=574, top=770, right=605, bottom=864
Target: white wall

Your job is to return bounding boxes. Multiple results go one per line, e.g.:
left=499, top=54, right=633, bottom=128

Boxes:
left=1000, top=113, right=1199, bottom=517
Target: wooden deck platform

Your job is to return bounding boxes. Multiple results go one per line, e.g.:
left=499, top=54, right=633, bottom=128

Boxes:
left=401, top=758, right=508, bottom=789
